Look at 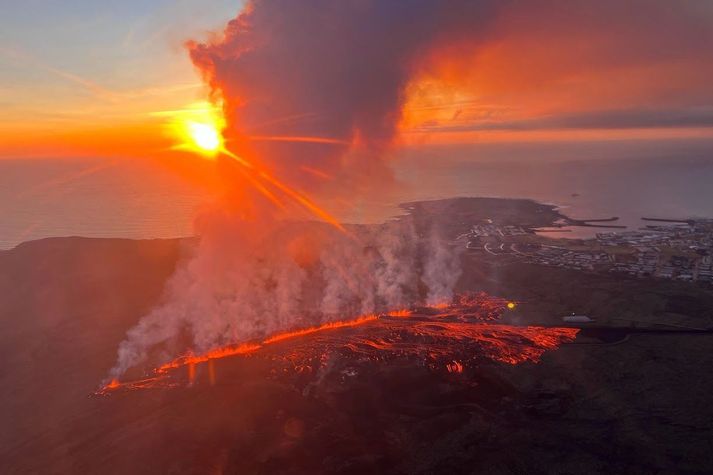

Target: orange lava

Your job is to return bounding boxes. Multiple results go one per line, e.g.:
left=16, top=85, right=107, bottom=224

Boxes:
left=99, top=294, right=579, bottom=394
left=446, top=361, right=464, bottom=373
left=99, top=314, right=378, bottom=393
left=156, top=342, right=263, bottom=374
left=385, top=309, right=412, bottom=318
left=262, top=314, right=378, bottom=344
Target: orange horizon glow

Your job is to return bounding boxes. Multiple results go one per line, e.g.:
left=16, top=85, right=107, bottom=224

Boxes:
left=5, top=1, right=713, bottom=162
left=5, top=121, right=713, bottom=162
left=4, top=87, right=713, bottom=161
left=244, top=135, right=350, bottom=145
left=5, top=49, right=713, bottom=160
left=98, top=99, right=351, bottom=232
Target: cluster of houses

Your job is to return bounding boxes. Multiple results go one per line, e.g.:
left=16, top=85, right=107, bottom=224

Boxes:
left=462, top=223, right=530, bottom=239
left=522, top=246, right=611, bottom=271
left=598, top=221, right=713, bottom=282
left=462, top=218, right=713, bottom=284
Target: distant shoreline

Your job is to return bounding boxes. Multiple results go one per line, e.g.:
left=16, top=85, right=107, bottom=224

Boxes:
left=2, top=195, right=704, bottom=251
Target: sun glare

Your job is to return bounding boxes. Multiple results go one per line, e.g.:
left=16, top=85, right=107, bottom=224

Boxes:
left=155, top=101, right=225, bottom=158
left=188, top=122, right=221, bottom=152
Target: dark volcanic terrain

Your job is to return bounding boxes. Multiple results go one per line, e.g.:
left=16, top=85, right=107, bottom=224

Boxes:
left=2, top=199, right=713, bottom=474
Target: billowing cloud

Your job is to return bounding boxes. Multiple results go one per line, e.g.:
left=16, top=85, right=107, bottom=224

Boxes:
left=187, top=0, right=507, bottom=194
left=402, top=1, right=713, bottom=139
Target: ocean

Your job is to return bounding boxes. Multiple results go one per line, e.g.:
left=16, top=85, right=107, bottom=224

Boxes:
left=2, top=142, right=713, bottom=249
left=0, top=158, right=205, bottom=249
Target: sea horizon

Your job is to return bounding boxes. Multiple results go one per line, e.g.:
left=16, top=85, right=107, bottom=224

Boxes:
left=3, top=148, right=713, bottom=249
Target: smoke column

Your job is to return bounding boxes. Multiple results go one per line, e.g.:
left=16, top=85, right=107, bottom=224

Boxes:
left=109, top=0, right=498, bottom=378
left=187, top=0, right=504, bottom=195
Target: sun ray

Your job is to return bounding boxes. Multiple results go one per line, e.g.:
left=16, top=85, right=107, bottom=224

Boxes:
left=159, top=102, right=348, bottom=232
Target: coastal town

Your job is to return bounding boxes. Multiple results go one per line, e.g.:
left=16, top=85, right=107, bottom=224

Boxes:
left=461, top=218, right=713, bottom=284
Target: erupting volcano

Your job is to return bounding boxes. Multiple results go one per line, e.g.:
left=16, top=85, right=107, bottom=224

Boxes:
left=105, top=0, right=581, bottom=389
left=101, top=293, right=578, bottom=394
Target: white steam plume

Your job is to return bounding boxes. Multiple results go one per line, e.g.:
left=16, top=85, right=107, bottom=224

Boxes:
left=110, top=212, right=461, bottom=379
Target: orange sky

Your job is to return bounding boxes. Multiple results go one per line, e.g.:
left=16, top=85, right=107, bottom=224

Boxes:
left=2, top=1, right=713, bottom=161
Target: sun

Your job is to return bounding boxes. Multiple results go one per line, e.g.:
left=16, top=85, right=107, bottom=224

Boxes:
left=188, top=121, right=221, bottom=152
left=155, top=101, right=226, bottom=159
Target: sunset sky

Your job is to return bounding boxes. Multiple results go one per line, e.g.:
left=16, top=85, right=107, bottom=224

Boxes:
left=2, top=0, right=713, bottom=160
left=0, top=0, right=240, bottom=158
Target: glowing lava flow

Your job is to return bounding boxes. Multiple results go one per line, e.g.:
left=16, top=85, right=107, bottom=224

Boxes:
left=153, top=315, right=378, bottom=376
left=99, top=314, right=378, bottom=394
left=262, top=314, right=378, bottom=344
left=386, top=309, right=412, bottom=318
left=155, top=342, right=263, bottom=374
left=98, top=294, right=579, bottom=395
